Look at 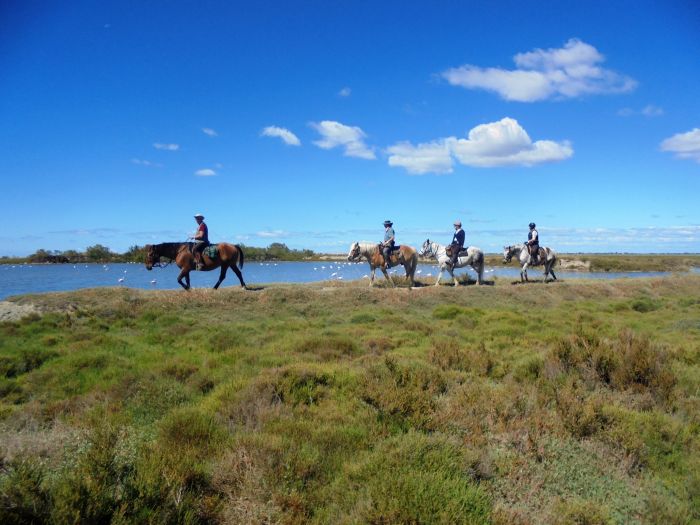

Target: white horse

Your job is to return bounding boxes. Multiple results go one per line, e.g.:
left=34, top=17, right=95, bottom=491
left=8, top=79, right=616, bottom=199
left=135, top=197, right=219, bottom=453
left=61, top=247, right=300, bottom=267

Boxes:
left=419, top=239, right=484, bottom=286
left=503, top=243, right=557, bottom=283
left=347, top=241, right=418, bottom=287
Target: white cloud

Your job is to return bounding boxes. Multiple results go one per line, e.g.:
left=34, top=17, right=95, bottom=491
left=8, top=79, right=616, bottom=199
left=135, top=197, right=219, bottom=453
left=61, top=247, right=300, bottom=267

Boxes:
left=153, top=143, right=180, bottom=151
left=261, top=126, right=301, bottom=146
left=195, top=168, right=216, bottom=176
left=131, top=158, right=162, bottom=167
left=310, top=120, right=375, bottom=159
left=660, top=128, right=700, bottom=163
left=202, top=128, right=218, bottom=137
left=338, top=87, right=351, bottom=97
left=618, top=105, right=664, bottom=117
left=256, top=230, right=288, bottom=238
left=386, top=140, right=453, bottom=175
left=442, top=38, right=637, bottom=102
left=387, top=117, right=572, bottom=173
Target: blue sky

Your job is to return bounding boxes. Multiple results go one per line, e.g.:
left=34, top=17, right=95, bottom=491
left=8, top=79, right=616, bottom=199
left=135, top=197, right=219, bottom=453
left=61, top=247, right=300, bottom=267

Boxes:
left=1, top=1, right=699, bottom=255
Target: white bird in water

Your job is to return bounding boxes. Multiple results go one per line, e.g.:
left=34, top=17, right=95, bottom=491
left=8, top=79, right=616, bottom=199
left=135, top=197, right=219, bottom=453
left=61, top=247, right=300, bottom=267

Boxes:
left=118, top=277, right=125, bottom=284
left=150, top=279, right=157, bottom=285
left=331, top=272, right=337, bottom=277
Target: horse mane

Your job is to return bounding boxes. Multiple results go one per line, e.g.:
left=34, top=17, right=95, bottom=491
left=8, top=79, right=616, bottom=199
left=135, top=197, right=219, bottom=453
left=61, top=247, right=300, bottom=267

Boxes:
left=356, top=241, right=378, bottom=254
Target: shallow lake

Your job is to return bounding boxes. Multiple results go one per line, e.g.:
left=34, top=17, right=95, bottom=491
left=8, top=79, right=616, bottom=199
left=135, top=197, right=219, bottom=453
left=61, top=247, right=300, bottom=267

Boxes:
left=0, top=261, right=692, bottom=300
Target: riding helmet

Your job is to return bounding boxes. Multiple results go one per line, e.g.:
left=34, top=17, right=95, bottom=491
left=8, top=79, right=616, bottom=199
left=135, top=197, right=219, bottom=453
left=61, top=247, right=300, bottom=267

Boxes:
left=194, top=213, right=205, bottom=219
left=454, top=220, right=462, bottom=227
left=529, top=222, right=536, bottom=228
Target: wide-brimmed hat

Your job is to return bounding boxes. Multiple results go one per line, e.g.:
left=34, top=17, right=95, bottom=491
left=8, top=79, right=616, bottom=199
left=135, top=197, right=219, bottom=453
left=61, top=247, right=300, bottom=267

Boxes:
left=383, top=220, right=393, bottom=227
left=194, top=213, right=205, bottom=219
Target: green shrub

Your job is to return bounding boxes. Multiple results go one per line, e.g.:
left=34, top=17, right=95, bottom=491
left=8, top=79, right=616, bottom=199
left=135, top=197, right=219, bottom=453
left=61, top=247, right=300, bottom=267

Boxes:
left=361, top=357, right=447, bottom=431
left=0, top=458, right=53, bottom=524
left=321, top=431, right=492, bottom=524
left=551, top=497, right=613, bottom=525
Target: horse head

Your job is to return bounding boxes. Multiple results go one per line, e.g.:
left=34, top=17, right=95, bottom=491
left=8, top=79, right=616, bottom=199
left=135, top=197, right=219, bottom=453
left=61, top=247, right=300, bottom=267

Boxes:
left=347, top=242, right=361, bottom=261
left=503, top=245, right=515, bottom=264
left=419, top=239, right=432, bottom=257
left=145, top=244, right=158, bottom=270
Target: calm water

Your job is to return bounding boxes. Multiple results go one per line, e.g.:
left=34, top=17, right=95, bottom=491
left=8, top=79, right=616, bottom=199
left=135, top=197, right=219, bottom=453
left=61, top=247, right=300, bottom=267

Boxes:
left=0, top=261, right=688, bottom=300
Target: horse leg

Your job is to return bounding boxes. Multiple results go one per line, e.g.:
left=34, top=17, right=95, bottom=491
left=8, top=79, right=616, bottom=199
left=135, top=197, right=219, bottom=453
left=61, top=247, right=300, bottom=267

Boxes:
left=213, top=265, right=227, bottom=289
left=369, top=267, right=376, bottom=287
left=381, top=267, right=395, bottom=287
left=230, top=263, right=247, bottom=289
left=521, top=263, right=528, bottom=283
left=434, top=266, right=444, bottom=286
left=450, top=266, right=459, bottom=286
left=177, top=269, right=190, bottom=290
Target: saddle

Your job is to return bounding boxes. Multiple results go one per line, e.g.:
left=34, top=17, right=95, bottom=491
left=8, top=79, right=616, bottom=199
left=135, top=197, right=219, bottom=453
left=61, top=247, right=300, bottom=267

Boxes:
left=378, top=244, right=404, bottom=267
left=445, top=245, right=468, bottom=257
left=529, top=246, right=545, bottom=263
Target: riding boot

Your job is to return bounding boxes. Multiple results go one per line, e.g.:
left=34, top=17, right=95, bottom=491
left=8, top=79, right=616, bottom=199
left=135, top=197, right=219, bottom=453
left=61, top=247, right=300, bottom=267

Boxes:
left=195, top=255, right=204, bottom=271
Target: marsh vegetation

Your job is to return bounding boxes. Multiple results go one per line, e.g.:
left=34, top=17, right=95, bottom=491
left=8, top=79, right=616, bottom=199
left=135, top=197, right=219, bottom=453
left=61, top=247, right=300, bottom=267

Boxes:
left=1, top=276, right=699, bottom=524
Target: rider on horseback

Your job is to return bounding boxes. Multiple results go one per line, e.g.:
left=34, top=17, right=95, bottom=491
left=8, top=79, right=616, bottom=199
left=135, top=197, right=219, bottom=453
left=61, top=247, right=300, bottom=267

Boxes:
left=448, top=220, right=465, bottom=268
left=193, top=213, right=210, bottom=270
left=526, top=222, right=539, bottom=264
left=381, top=220, right=395, bottom=268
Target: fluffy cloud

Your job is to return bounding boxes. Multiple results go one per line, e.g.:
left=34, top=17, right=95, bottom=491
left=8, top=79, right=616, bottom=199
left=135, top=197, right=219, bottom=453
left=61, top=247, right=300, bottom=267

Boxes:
left=387, top=140, right=453, bottom=174
left=153, top=143, right=180, bottom=151
left=202, top=128, right=218, bottom=137
left=310, top=120, right=375, bottom=159
left=442, top=39, right=637, bottom=102
left=387, top=117, right=572, bottom=174
left=618, top=105, right=664, bottom=117
left=195, top=168, right=216, bottom=176
left=338, top=87, right=351, bottom=97
left=261, top=126, right=301, bottom=146
left=660, top=128, right=700, bottom=163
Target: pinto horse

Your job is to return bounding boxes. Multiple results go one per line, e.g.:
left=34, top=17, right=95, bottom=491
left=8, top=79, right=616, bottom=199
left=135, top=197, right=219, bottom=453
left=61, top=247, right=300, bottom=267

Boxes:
left=503, top=243, right=557, bottom=283
left=419, top=239, right=484, bottom=286
left=347, top=241, right=417, bottom=287
left=145, top=242, right=246, bottom=290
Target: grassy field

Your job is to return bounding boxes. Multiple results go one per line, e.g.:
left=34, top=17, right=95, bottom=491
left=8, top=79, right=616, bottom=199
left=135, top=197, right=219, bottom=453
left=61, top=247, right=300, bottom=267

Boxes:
left=1, top=276, right=699, bottom=524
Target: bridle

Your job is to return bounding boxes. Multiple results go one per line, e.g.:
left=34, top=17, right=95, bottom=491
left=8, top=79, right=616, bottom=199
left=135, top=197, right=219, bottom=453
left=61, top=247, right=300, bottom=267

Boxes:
left=503, top=245, right=514, bottom=263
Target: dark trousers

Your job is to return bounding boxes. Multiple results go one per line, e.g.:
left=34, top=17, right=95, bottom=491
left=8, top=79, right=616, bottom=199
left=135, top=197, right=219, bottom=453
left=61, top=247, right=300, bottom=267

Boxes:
left=194, top=241, right=209, bottom=260
left=449, top=243, right=462, bottom=266
left=382, top=243, right=394, bottom=266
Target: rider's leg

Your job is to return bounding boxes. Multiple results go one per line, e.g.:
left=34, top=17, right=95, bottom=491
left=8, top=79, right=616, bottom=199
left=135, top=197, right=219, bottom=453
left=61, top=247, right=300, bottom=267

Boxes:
left=382, top=246, right=391, bottom=268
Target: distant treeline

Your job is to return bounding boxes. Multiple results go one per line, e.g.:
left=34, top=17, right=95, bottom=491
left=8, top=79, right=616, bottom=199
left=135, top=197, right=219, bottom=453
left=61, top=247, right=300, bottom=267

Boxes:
left=2, top=242, right=316, bottom=264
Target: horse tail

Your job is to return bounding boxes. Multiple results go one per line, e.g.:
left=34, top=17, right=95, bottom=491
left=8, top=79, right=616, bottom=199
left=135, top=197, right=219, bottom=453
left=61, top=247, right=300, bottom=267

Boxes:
left=236, top=245, right=244, bottom=269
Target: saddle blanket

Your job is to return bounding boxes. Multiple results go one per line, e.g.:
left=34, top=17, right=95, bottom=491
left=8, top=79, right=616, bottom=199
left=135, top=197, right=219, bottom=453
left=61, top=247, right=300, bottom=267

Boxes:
left=203, top=245, right=219, bottom=259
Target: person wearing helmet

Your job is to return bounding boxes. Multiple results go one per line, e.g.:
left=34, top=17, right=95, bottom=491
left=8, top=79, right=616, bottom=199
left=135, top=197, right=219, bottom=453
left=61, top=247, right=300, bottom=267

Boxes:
left=448, top=220, right=465, bottom=267
left=527, top=222, right=539, bottom=264
left=381, top=220, right=395, bottom=267
left=193, top=213, right=210, bottom=270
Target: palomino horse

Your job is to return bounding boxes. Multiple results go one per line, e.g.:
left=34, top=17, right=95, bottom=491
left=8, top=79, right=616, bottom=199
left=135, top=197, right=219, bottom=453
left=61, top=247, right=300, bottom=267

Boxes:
left=145, top=242, right=246, bottom=290
left=419, top=239, right=484, bottom=286
left=347, top=241, right=418, bottom=287
left=503, top=243, right=557, bottom=283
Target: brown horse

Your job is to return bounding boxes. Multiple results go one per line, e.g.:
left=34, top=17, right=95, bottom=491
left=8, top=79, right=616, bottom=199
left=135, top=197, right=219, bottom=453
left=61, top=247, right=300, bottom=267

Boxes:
left=347, top=241, right=418, bottom=287
left=145, top=242, right=246, bottom=290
